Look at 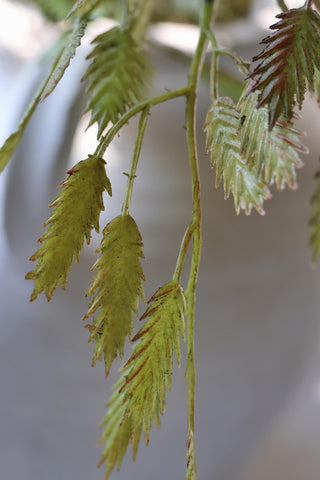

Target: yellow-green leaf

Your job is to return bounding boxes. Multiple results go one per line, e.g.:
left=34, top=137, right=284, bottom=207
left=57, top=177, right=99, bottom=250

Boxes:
left=98, top=281, right=186, bottom=478
left=84, top=214, right=145, bottom=375
left=26, top=155, right=111, bottom=301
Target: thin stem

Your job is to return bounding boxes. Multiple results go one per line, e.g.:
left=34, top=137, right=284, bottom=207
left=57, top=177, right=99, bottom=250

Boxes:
left=173, top=224, right=195, bottom=282
left=182, top=1, right=216, bottom=478
left=95, top=86, right=190, bottom=158
left=277, top=0, right=289, bottom=10
left=122, top=107, right=149, bottom=216
left=306, top=0, right=313, bottom=8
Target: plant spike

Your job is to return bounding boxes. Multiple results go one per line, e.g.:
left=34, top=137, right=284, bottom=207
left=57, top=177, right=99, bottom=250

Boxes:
left=26, top=155, right=111, bottom=301
left=237, top=81, right=308, bottom=191
left=205, top=96, right=271, bottom=215
left=82, top=26, right=151, bottom=138
left=84, top=214, right=145, bottom=375
left=98, top=281, right=186, bottom=478
left=248, top=6, right=320, bottom=127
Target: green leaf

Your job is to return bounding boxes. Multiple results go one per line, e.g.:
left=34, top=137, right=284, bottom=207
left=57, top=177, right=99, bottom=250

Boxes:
left=40, top=21, right=87, bottom=102
left=26, top=155, right=111, bottom=301
left=84, top=214, right=145, bottom=375
left=98, top=281, right=186, bottom=478
left=309, top=165, right=320, bottom=261
left=248, top=7, right=320, bottom=127
left=237, top=82, right=307, bottom=190
left=82, top=26, right=151, bottom=138
left=204, top=96, right=271, bottom=215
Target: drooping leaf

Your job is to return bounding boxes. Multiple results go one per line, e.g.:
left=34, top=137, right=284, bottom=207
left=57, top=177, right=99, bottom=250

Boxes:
left=26, top=155, right=111, bottom=301
left=204, top=96, right=271, bottom=215
left=98, top=281, right=186, bottom=478
left=84, top=214, right=145, bottom=375
left=248, top=6, right=320, bottom=127
left=309, top=165, right=320, bottom=261
left=237, top=82, right=308, bottom=190
left=40, top=21, right=87, bottom=101
left=82, top=26, right=151, bottom=138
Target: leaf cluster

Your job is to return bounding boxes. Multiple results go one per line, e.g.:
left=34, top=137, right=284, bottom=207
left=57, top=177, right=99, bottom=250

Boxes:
left=204, top=82, right=307, bottom=215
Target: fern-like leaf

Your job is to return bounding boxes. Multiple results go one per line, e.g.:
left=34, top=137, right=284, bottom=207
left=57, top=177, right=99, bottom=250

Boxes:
left=237, top=82, right=307, bottom=190
left=26, top=155, right=111, bottom=301
left=84, top=214, right=145, bottom=375
left=205, top=97, right=271, bottom=215
left=98, top=281, right=186, bottom=478
left=82, top=26, right=150, bottom=138
left=248, top=6, right=320, bottom=127
left=40, top=21, right=87, bottom=102
left=309, top=165, right=320, bottom=261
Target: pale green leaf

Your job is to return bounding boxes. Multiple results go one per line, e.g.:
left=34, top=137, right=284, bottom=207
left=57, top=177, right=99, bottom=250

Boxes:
left=84, top=214, right=145, bottom=375
left=98, top=281, right=186, bottom=478
left=82, top=26, right=151, bottom=138
left=40, top=21, right=87, bottom=101
left=237, top=82, right=307, bottom=190
left=204, top=97, right=271, bottom=215
left=26, top=155, right=111, bottom=301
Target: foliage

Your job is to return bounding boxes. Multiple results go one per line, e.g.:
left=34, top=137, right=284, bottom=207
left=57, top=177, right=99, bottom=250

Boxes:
left=2, top=1, right=320, bottom=480
left=84, top=214, right=145, bottom=375
left=98, top=281, right=185, bottom=478
left=249, top=6, right=320, bottom=127
left=82, top=26, right=151, bottom=138
left=26, top=155, right=111, bottom=301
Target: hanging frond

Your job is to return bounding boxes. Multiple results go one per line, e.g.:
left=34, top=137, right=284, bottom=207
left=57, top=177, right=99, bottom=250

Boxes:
left=205, top=96, right=271, bottom=215
left=237, top=82, right=307, bottom=190
left=82, top=26, right=150, bottom=138
left=40, top=21, right=87, bottom=102
left=26, top=155, right=111, bottom=301
left=84, top=214, right=145, bottom=375
left=248, top=6, right=320, bottom=127
left=98, top=281, right=186, bottom=478
left=309, top=165, right=320, bottom=261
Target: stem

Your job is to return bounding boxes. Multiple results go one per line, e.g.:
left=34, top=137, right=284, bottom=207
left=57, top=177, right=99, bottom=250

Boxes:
left=277, top=0, right=289, bottom=10
left=95, top=86, right=190, bottom=158
left=306, top=0, right=313, bottom=8
left=183, top=1, right=215, bottom=479
left=122, top=107, right=149, bottom=216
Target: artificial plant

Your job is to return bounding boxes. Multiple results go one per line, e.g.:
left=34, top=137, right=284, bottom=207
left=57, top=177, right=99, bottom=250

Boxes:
left=1, top=0, right=320, bottom=479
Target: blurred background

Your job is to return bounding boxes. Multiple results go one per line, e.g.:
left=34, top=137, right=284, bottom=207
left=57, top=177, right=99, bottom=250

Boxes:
left=1, top=1, right=320, bottom=479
